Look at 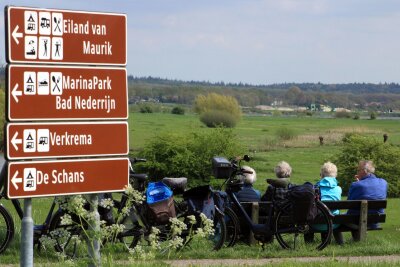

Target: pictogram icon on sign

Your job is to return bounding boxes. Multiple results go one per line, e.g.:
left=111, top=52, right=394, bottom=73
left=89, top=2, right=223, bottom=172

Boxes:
left=51, top=72, right=62, bottom=95
left=39, top=12, right=51, bottom=35
left=37, top=72, right=49, bottom=95
left=25, top=36, right=37, bottom=59
left=25, top=11, right=37, bottom=34
left=39, top=37, right=51, bottom=59
left=23, top=129, right=36, bottom=153
left=52, top=13, right=63, bottom=36
left=24, top=168, right=37, bottom=191
left=24, top=72, right=36, bottom=94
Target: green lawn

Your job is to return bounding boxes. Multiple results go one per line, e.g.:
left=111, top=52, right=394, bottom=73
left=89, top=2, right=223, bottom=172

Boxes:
left=1, top=113, right=400, bottom=265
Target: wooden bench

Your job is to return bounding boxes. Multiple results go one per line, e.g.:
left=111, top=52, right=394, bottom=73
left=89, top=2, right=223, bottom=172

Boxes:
left=239, top=200, right=387, bottom=244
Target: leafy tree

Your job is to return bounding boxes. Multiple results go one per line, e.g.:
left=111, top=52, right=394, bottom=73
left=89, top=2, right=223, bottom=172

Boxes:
left=333, top=134, right=400, bottom=197
left=194, top=93, right=241, bottom=128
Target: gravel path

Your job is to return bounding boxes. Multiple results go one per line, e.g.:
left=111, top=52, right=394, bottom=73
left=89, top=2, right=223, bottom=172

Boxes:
left=166, top=255, right=400, bottom=266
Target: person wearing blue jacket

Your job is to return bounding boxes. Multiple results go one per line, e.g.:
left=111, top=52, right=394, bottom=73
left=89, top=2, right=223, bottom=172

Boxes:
left=347, top=160, right=388, bottom=229
left=307, top=162, right=343, bottom=244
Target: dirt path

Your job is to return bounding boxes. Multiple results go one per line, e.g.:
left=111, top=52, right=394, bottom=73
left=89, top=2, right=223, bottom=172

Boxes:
left=166, top=255, right=400, bottom=266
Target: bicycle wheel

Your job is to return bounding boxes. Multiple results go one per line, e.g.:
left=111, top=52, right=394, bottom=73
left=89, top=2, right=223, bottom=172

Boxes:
left=224, top=207, right=239, bottom=247
left=0, top=205, right=14, bottom=254
left=186, top=212, right=227, bottom=251
left=49, top=210, right=87, bottom=258
left=275, top=201, right=332, bottom=250
left=117, top=211, right=143, bottom=249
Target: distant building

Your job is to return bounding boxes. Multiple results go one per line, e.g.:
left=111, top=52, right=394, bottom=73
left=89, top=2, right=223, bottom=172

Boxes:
left=320, top=105, right=332, bottom=112
left=334, top=107, right=351, bottom=113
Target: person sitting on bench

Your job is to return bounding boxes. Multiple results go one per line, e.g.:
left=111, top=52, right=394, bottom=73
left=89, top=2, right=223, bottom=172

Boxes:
left=348, top=160, right=388, bottom=229
left=236, top=166, right=261, bottom=202
left=311, top=162, right=344, bottom=244
left=261, top=161, right=292, bottom=202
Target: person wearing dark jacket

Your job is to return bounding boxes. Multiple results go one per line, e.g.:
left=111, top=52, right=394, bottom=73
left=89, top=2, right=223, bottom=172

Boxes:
left=261, top=161, right=292, bottom=201
left=235, top=166, right=260, bottom=202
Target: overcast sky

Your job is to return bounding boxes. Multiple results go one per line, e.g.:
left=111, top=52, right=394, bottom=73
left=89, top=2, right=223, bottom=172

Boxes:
left=1, top=0, right=400, bottom=84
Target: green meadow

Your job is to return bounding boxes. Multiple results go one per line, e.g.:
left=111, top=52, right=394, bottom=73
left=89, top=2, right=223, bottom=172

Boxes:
left=1, top=113, right=400, bottom=265
left=129, top=113, right=400, bottom=188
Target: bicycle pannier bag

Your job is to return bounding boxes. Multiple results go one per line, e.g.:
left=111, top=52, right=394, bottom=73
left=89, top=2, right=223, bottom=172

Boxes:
left=288, top=182, right=317, bottom=223
left=146, top=182, right=176, bottom=224
left=183, top=185, right=215, bottom=219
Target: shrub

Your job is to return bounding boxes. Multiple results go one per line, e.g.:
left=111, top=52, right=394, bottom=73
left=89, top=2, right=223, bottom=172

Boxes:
left=200, top=110, right=238, bottom=128
left=275, top=127, right=297, bottom=141
left=138, top=128, right=244, bottom=187
left=333, top=134, right=400, bottom=197
left=194, top=93, right=241, bottom=128
left=140, top=104, right=153, bottom=113
left=335, top=111, right=351, bottom=119
left=353, top=113, right=360, bottom=120
left=370, top=112, right=377, bottom=120
left=171, top=106, right=185, bottom=115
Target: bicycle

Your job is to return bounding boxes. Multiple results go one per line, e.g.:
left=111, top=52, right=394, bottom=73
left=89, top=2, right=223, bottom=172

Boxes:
left=47, top=158, right=148, bottom=256
left=214, top=155, right=333, bottom=250
left=162, top=178, right=227, bottom=251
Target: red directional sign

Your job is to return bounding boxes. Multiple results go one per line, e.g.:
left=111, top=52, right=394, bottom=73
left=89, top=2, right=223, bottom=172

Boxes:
left=7, top=65, right=128, bottom=121
left=6, top=122, right=129, bottom=160
left=7, top=158, right=129, bottom=199
left=6, top=6, right=126, bottom=65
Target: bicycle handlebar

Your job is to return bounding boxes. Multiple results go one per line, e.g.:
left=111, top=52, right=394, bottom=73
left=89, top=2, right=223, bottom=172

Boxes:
left=130, top=158, right=147, bottom=164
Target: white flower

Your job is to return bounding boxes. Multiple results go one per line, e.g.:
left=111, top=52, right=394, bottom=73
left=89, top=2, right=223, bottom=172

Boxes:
left=169, top=217, right=187, bottom=236
left=99, top=198, right=114, bottom=209
left=187, top=215, right=196, bottom=225
left=60, top=214, right=73, bottom=226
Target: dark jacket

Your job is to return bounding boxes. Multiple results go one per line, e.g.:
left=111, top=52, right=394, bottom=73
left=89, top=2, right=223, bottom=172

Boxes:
left=236, top=184, right=261, bottom=202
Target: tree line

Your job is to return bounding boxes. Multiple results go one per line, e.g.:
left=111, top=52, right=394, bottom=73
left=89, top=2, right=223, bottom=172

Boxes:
left=129, top=76, right=400, bottom=111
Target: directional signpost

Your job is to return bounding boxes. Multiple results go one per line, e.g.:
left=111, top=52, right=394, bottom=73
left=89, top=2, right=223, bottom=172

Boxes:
left=7, top=158, right=129, bottom=199
left=7, top=65, right=128, bottom=121
left=4, top=6, right=129, bottom=266
left=6, top=6, right=127, bottom=65
left=6, top=122, right=128, bottom=159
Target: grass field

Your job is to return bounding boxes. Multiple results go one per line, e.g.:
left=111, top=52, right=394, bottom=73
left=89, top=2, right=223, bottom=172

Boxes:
left=1, top=113, right=400, bottom=265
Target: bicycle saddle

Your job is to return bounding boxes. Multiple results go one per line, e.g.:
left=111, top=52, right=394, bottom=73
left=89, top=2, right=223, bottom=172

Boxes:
left=130, top=173, right=148, bottom=182
left=162, top=177, right=187, bottom=194
left=266, top=178, right=290, bottom=188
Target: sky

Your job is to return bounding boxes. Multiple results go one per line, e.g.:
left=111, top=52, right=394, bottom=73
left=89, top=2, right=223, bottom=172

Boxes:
left=1, top=0, right=400, bottom=85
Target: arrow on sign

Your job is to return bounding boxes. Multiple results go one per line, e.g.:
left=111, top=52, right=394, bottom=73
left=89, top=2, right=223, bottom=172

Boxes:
left=12, top=84, right=22, bottom=103
left=12, top=171, right=23, bottom=190
left=12, top=25, right=23, bottom=45
left=11, top=132, right=23, bottom=151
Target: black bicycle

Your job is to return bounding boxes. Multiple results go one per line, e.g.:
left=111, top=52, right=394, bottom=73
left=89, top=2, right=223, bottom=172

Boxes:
left=162, top=177, right=227, bottom=251
left=48, top=158, right=148, bottom=255
left=213, top=155, right=333, bottom=251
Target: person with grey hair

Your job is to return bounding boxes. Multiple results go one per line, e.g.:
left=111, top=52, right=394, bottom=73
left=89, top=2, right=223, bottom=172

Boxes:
left=261, top=161, right=292, bottom=201
left=236, top=166, right=261, bottom=202
left=307, top=162, right=343, bottom=244
left=347, top=160, right=387, bottom=229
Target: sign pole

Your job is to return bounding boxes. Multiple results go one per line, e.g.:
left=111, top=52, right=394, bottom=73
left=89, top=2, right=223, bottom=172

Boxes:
left=20, top=198, right=33, bottom=267
left=88, top=194, right=101, bottom=267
